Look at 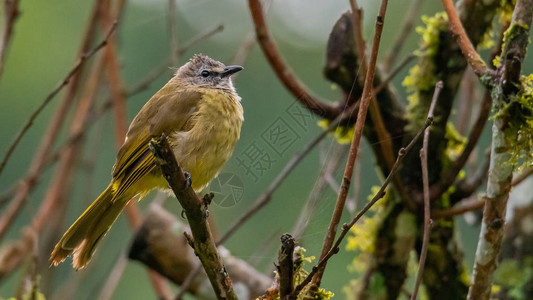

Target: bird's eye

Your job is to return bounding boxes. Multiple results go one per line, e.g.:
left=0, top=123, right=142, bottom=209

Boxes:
left=201, top=70, right=210, bottom=78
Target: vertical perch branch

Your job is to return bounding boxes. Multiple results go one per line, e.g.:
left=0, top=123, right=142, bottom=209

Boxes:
left=149, top=135, right=237, bottom=300
left=467, top=0, right=533, bottom=298
left=411, top=81, right=442, bottom=300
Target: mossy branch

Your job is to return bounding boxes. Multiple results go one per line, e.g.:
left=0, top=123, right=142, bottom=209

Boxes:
left=149, top=134, right=237, bottom=300
left=468, top=0, right=533, bottom=298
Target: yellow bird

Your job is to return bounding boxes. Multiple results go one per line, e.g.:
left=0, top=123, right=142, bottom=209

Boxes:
left=50, top=54, right=244, bottom=269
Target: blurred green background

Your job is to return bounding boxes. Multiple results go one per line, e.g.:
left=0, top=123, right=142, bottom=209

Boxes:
left=1, top=0, right=532, bottom=298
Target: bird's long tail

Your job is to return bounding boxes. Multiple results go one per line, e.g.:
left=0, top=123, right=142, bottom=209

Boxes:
left=50, top=183, right=128, bottom=269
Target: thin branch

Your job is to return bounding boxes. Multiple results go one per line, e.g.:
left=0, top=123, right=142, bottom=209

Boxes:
left=411, top=81, right=442, bottom=300
left=440, top=0, right=492, bottom=78
left=0, top=21, right=116, bottom=178
left=349, top=0, right=395, bottom=171
left=0, top=0, right=20, bottom=80
left=248, top=0, right=340, bottom=120
left=149, top=135, right=237, bottom=299
left=431, top=198, right=485, bottom=219
left=292, top=111, right=433, bottom=297
left=312, top=0, right=389, bottom=288
left=382, top=0, right=422, bottom=71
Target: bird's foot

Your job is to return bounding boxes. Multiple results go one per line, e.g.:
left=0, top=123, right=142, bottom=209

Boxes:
left=183, top=171, right=192, bottom=188
left=202, top=192, right=215, bottom=218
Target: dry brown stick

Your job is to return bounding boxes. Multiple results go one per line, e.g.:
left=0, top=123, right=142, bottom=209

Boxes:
left=440, top=0, right=492, bottom=78
left=0, top=0, right=20, bottom=80
left=247, top=0, right=340, bottom=120
left=411, top=81, right=442, bottom=300
left=431, top=198, right=485, bottom=218
left=0, top=21, right=116, bottom=178
left=292, top=109, right=433, bottom=298
left=311, top=0, right=389, bottom=288
left=0, top=9, right=113, bottom=242
left=382, top=0, right=422, bottom=71
left=348, top=0, right=395, bottom=171
left=149, top=135, right=237, bottom=299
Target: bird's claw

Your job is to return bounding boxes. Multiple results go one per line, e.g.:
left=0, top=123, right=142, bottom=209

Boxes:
left=183, top=171, right=192, bottom=188
left=202, top=193, right=214, bottom=219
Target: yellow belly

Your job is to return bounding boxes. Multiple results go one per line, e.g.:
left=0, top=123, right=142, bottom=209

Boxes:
left=170, top=89, right=243, bottom=191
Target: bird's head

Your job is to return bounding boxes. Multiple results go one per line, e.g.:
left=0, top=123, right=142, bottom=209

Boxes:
left=175, top=54, right=243, bottom=91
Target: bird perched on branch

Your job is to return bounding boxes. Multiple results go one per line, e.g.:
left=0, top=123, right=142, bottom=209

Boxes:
left=50, top=54, right=244, bottom=269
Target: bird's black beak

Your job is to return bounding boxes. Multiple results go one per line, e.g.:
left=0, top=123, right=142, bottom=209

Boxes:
left=220, top=65, right=243, bottom=78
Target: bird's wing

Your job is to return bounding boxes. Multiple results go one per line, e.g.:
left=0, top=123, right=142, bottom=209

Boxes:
left=111, top=86, right=202, bottom=196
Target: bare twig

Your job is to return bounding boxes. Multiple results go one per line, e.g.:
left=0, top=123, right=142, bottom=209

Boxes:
left=440, top=0, right=492, bottom=78
left=411, top=81, right=442, bottom=300
left=312, top=0, right=389, bottom=288
left=0, top=8, right=113, bottom=242
left=0, top=0, right=20, bottom=80
left=293, top=111, right=433, bottom=297
left=149, top=135, right=237, bottom=299
left=248, top=0, right=340, bottom=120
left=431, top=198, right=485, bottom=218
left=383, top=0, right=422, bottom=71
left=349, top=0, right=395, bottom=171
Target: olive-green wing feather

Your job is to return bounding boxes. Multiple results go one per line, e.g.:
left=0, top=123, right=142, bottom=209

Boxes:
left=112, top=86, right=202, bottom=194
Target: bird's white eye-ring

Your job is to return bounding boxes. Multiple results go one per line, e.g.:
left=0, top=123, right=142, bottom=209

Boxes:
left=201, top=70, right=210, bottom=78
